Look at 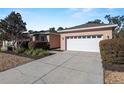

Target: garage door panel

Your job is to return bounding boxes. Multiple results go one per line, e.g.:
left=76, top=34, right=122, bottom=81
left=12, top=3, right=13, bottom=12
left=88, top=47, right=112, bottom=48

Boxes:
left=66, top=36, right=103, bottom=52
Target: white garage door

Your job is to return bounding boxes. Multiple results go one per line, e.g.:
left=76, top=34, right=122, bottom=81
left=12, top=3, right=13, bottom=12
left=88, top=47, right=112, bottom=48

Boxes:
left=66, top=35, right=103, bottom=52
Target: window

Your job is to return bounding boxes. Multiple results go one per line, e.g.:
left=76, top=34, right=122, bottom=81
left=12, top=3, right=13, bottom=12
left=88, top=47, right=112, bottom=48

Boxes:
left=35, top=35, right=39, bottom=40
left=70, top=36, right=73, bottom=39
left=74, top=36, right=77, bottom=39
left=82, top=36, right=86, bottom=39
left=87, top=36, right=91, bottom=38
left=66, top=37, right=69, bottom=39
left=92, top=35, right=96, bottom=38
left=97, top=35, right=102, bottom=38
left=78, top=36, right=81, bottom=39
left=41, top=36, right=45, bottom=41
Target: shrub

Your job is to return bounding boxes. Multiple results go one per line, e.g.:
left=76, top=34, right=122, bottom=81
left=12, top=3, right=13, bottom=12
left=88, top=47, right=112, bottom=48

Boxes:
left=38, top=52, right=43, bottom=56
left=100, top=38, right=124, bottom=65
left=119, top=29, right=124, bottom=38
left=31, top=50, right=38, bottom=56
left=35, top=42, right=49, bottom=49
left=42, top=50, right=48, bottom=55
left=37, top=49, right=48, bottom=56
left=31, top=49, right=41, bottom=56
left=15, top=48, right=25, bottom=54
left=28, top=41, right=37, bottom=49
left=24, top=49, right=33, bottom=55
left=24, top=48, right=48, bottom=56
left=28, top=41, right=49, bottom=49
left=32, top=49, right=48, bottom=56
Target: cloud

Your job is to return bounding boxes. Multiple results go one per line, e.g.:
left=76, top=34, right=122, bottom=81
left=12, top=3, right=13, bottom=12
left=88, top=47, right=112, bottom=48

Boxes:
left=69, top=8, right=93, bottom=12
left=69, top=8, right=94, bottom=18
left=82, top=8, right=93, bottom=12
left=71, top=11, right=83, bottom=18
left=105, top=8, right=120, bottom=16
left=0, top=14, right=6, bottom=19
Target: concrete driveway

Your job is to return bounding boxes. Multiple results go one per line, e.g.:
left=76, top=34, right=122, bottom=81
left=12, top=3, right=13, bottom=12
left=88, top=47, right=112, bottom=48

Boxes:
left=0, top=51, right=103, bottom=84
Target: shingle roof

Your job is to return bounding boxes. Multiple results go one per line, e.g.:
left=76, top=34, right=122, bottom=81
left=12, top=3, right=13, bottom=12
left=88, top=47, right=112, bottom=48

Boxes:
left=58, top=23, right=117, bottom=33
left=65, top=23, right=113, bottom=30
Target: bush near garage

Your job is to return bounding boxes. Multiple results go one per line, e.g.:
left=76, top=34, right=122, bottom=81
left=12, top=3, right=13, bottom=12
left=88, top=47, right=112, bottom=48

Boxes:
left=100, top=37, right=124, bottom=83
left=99, top=38, right=124, bottom=66
left=28, top=41, right=49, bottom=49
left=119, top=29, right=124, bottom=38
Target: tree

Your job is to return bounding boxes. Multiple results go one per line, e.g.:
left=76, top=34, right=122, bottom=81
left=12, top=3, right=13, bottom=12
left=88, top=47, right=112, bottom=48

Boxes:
left=105, top=15, right=124, bottom=38
left=0, top=19, right=11, bottom=40
left=0, top=31, right=10, bottom=41
left=86, top=19, right=104, bottom=24
left=49, top=27, right=56, bottom=32
left=0, top=11, right=27, bottom=49
left=28, top=30, right=34, bottom=34
left=105, top=15, right=123, bottom=26
left=57, top=27, right=64, bottom=31
left=105, top=15, right=112, bottom=24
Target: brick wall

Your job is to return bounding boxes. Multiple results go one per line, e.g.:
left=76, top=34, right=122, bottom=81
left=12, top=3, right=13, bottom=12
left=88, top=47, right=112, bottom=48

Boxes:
left=49, top=34, right=60, bottom=49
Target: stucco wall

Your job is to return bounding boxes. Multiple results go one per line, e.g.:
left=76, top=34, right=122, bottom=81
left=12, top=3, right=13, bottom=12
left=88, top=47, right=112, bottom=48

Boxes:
left=60, top=28, right=113, bottom=50
left=49, top=34, right=60, bottom=49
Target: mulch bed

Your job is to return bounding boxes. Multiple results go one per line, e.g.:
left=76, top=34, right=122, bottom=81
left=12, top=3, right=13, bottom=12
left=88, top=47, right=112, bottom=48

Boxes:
left=0, top=51, right=54, bottom=72
left=104, top=70, right=124, bottom=84
left=103, top=63, right=124, bottom=84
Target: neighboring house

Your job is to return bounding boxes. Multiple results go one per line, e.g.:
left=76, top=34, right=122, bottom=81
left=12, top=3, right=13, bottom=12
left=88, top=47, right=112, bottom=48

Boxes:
left=30, top=31, right=60, bottom=49
left=1, top=30, right=60, bottom=50
left=58, top=23, right=117, bottom=52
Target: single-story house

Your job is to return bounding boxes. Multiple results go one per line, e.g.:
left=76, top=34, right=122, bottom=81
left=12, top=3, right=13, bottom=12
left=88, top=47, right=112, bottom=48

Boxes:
left=30, top=31, right=60, bottom=49
left=59, top=24, right=117, bottom=52
left=1, top=23, right=117, bottom=52
left=1, top=31, right=60, bottom=51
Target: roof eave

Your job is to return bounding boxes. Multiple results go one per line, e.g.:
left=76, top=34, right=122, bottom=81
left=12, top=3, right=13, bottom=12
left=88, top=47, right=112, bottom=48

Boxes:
left=58, top=24, right=117, bottom=33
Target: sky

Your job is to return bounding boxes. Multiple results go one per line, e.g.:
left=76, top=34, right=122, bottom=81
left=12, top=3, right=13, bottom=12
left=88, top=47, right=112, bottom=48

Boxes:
left=0, top=8, right=124, bottom=31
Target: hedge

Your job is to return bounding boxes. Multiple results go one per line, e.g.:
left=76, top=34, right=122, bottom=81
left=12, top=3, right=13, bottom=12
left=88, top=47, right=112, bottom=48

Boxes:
left=99, top=38, right=124, bottom=65
left=119, top=30, right=124, bottom=38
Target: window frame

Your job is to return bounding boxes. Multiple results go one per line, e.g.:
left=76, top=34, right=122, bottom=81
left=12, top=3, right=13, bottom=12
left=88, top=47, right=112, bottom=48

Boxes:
left=97, top=35, right=102, bottom=38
